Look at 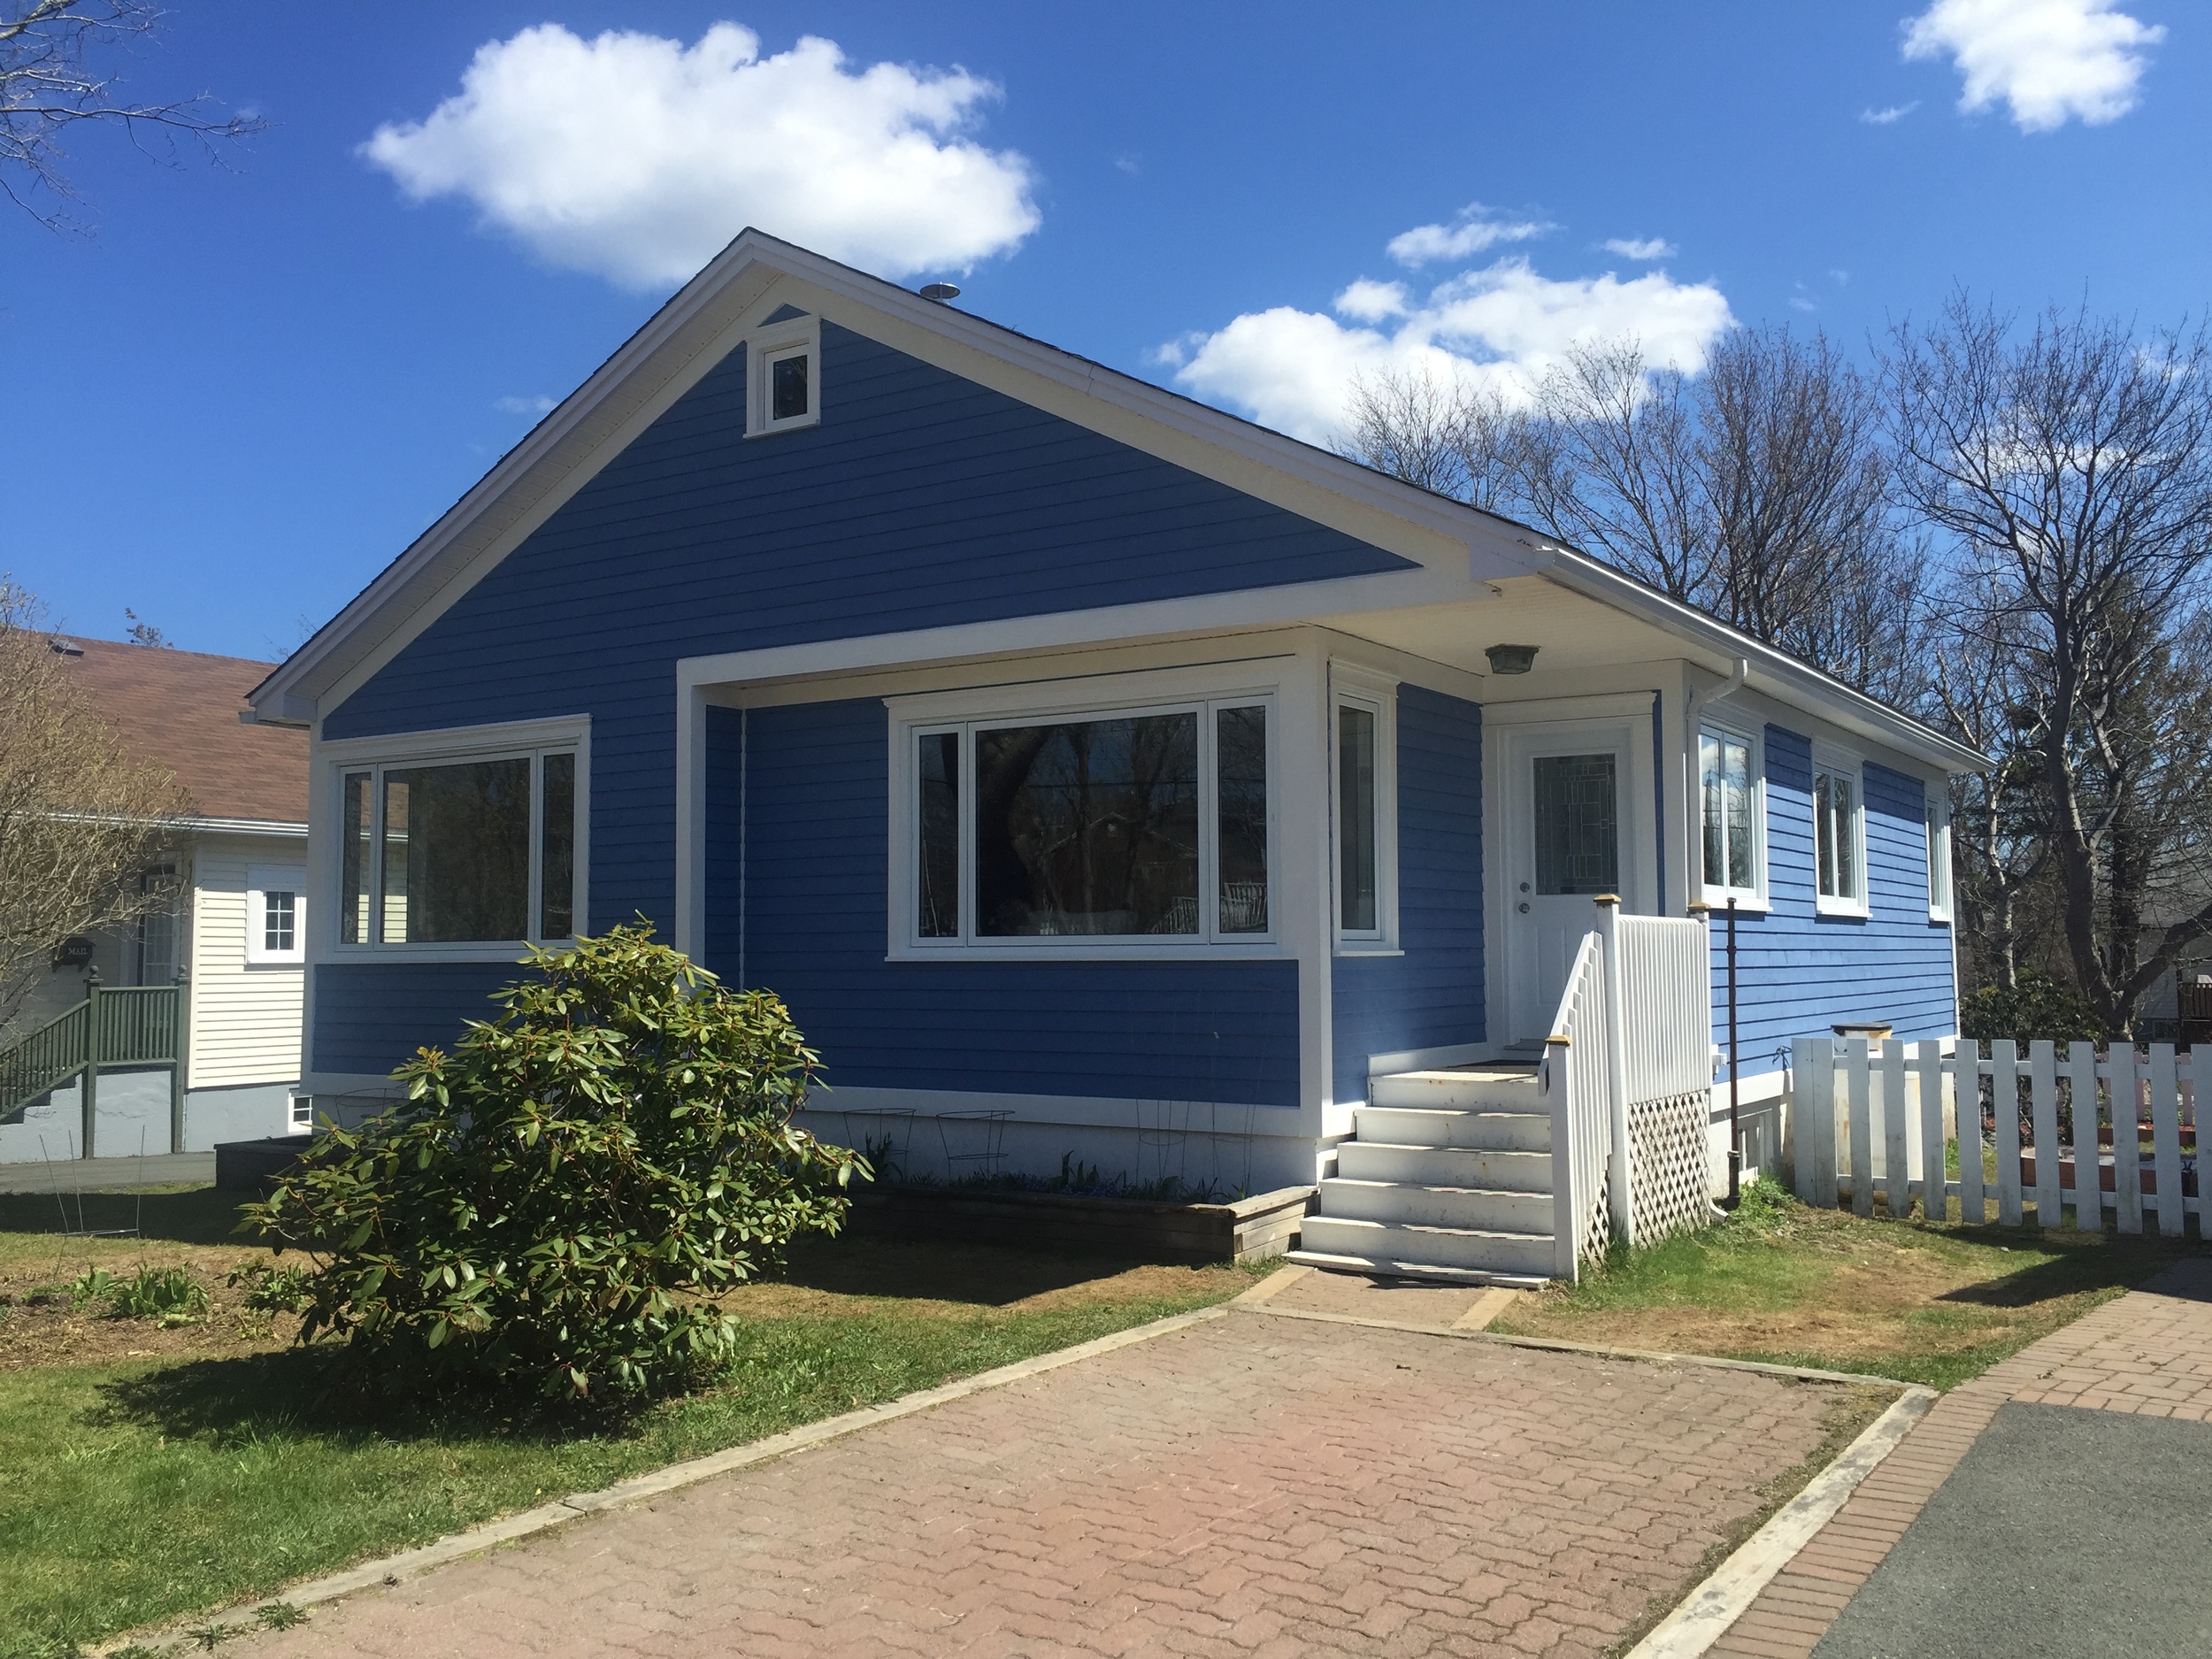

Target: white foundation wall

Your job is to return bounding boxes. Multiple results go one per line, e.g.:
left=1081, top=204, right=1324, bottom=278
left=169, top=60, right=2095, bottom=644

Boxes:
left=188, top=833, right=304, bottom=1089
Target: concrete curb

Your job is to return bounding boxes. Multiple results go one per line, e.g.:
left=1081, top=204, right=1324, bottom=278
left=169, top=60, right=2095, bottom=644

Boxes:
left=1238, top=1301, right=1918, bottom=1389
left=1621, top=1385, right=1939, bottom=1659
left=117, top=1302, right=1232, bottom=1650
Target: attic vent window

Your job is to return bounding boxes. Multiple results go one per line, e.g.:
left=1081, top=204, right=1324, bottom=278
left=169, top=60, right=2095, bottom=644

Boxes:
left=747, top=314, right=822, bottom=438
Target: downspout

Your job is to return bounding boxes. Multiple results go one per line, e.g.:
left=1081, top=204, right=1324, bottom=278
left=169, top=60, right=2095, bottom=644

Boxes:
left=1686, top=657, right=1747, bottom=1218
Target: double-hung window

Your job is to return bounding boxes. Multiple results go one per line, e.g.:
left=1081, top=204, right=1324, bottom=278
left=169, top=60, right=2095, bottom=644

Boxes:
left=1698, top=726, right=1763, bottom=906
left=1926, top=792, right=1952, bottom=922
left=1813, top=750, right=1867, bottom=916
left=334, top=726, right=584, bottom=952
left=902, top=696, right=1273, bottom=950
left=246, top=864, right=307, bottom=965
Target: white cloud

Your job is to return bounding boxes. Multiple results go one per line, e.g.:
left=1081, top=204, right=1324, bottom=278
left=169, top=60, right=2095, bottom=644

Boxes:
left=1168, top=257, right=1735, bottom=447
left=1859, top=101, right=1919, bottom=124
left=1901, top=0, right=2163, bottom=132
left=495, top=394, right=557, bottom=415
left=362, top=22, right=1040, bottom=289
left=1386, top=204, right=1552, bottom=267
left=1333, top=279, right=1410, bottom=322
left=1602, top=236, right=1677, bottom=262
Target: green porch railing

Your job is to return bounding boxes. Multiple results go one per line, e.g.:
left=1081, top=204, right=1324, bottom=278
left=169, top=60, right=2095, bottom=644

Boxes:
left=0, top=970, right=189, bottom=1156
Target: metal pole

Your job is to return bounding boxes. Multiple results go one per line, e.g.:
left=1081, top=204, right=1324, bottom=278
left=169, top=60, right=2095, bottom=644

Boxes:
left=81, top=969, right=101, bottom=1161
left=1727, top=896, right=1741, bottom=1205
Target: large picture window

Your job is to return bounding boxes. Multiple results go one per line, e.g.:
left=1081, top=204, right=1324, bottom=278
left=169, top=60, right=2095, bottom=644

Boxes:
left=1699, top=726, right=1762, bottom=904
left=336, top=741, right=581, bottom=950
left=906, top=698, right=1271, bottom=949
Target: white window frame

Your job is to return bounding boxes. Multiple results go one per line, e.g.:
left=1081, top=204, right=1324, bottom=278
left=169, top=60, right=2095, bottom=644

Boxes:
left=246, top=863, right=307, bottom=966
left=1811, top=746, right=1869, bottom=918
left=885, top=668, right=1286, bottom=961
left=1697, top=721, right=1767, bottom=910
left=1926, top=788, right=1953, bottom=924
left=746, top=314, right=821, bottom=437
left=1330, top=664, right=1399, bottom=954
left=319, top=715, right=590, bottom=963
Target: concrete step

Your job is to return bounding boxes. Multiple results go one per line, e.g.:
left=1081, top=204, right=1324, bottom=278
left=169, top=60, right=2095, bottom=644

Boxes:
left=1295, top=1214, right=1556, bottom=1280
left=1352, top=1106, right=1551, bottom=1154
left=1371, top=1068, right=1540, bottom=1111
left=1336, top=1141, right=1554, bottom=1194
left=1317, top=1177, right=1552, bottom=1233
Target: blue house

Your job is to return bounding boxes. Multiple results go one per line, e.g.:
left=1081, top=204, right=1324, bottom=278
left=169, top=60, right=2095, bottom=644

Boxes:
left=249, top=232, right=1980, bottom=1280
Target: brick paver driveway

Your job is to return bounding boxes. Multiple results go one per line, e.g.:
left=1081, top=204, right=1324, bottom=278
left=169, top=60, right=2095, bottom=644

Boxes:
left=227, top=1302, right=1846, bottom=1659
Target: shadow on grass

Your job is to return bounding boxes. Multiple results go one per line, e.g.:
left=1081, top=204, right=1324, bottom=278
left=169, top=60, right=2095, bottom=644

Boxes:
left=0, top=1184, right=252, bottom=1248
left=774, top=1232, right=1147, bottom=1307
left=86, top=1346, right=630, bottom=1450
left=1933, top=1225, right=2203, bottom=1308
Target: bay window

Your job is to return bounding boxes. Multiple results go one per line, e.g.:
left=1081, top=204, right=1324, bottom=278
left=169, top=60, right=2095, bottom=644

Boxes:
left=334, top=727, right=584, bottom=952
left=902, top=696, right=1272, bottom=949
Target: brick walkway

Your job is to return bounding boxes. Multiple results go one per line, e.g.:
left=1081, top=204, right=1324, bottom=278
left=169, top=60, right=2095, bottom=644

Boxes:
left=1708, top=1258, right=2212, bottom=1659
left=223, top=1304, right=1842, bottom=1659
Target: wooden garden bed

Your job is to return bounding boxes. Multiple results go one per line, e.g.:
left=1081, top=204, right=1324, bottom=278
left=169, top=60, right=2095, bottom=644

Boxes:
left=848, top=1182, right=1314, bottom=1263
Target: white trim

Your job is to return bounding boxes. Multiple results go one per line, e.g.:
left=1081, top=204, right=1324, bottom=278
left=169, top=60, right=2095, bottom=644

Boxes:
left=1479, top=691, right=1663, bottom=727
left=183, top=816, right=309, bottom=838
left=1925, top=790, right=1954, bottom=924
left=883, top=663, right=1287, bottom=959
left=1697, top=718, right=1767, bottom=910
left=1328, top=663, right=1399, bottom=952
left=244, top=863, right=308, bottom=966
left=747, top=313, right=821, bottom=436
left=315, top=715, right=590, bottom=964
left=1811, top=744, right=1870, bottom=918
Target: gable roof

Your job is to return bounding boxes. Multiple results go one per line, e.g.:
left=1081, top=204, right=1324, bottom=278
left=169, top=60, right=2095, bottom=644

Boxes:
left=60, top=637, right=307, bottom=826
left=247, top=228, right=1984, bottom=773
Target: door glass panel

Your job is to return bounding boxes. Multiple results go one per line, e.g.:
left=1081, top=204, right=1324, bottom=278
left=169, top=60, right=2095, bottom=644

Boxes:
left=1532, top=753, right=1618, bottom=895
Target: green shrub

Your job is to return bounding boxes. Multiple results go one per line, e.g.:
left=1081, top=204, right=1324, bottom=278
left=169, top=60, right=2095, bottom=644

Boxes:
left=1960, top=972, right=2105, bottom=1046
left=243, top=924, right=864, bottom=1402
left=71, top=1264, right=209, bottom=1323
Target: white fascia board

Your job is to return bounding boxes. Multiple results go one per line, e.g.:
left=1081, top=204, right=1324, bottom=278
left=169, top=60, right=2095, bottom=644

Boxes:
left=250, top=228, right=1548, bottom=726
left=1536, top=553, right=1989, bottom=773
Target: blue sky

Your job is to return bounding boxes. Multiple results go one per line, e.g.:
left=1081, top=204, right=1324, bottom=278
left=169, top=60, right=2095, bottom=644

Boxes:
left=7, top=1, right=2205, bottom=661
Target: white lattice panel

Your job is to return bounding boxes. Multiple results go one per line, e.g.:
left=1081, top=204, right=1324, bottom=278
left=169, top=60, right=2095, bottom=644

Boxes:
left=1628, top=1089, right=1712, bottom=1245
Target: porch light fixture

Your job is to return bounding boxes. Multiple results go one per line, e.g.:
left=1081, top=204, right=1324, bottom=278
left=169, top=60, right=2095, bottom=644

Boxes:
left=1485, top=643, right=1539, bottom=675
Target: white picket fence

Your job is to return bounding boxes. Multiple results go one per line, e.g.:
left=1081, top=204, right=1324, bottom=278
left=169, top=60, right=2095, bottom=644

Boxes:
left=1790, top=1037, right=2205, bottom=1234
left=1542, top=901, right=1717, bottom=1279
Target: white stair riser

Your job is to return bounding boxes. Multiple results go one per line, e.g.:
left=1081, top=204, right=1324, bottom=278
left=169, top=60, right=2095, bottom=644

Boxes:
left=1353, top=1107, right=1551, bottom=1153
left=1337, top=1142, right=1554, bottom=1193
left=1371, top=1071, right=1541, bottom=1111
left=1318, top=1178, right=1551, bottom=1233
left=1298, top=1216, right=1555, bottom=1278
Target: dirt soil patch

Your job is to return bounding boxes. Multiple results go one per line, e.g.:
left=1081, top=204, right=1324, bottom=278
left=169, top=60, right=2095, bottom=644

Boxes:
left=1492, top=1195, right=2206, bottom=1388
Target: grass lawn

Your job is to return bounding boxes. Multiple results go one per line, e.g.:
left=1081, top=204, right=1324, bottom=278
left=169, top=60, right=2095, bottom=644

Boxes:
left=0, top=1186, right=1260, bottom=1656
left=1492, top=1180, right=2207, bottom=1389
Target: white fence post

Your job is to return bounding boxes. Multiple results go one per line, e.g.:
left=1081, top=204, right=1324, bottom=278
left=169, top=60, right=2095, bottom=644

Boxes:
left=2150, top=1044, right=2185, bottom=1239
left=1545, top=1034, right=1580, bottom=1280
left=1847, top=1036, right=1873, bottom=1217
left=1955, top=1038, right=1985, bottom=1224
left=1595, top=896, right=1634, bottom=1246
left=2030, top=1041, right=2062, bottom=1226
left=1881, top=1039, right=1909, bottom=1219
left=1916, top=1041, right=1946, bottom=1222
left=2063, top=1042, right=2100, bottom=1232
left=1992, top=1039, right=2024, bottom=1226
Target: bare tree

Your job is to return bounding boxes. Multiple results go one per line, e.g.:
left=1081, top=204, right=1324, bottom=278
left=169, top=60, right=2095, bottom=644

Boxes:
left=0, top=580, right=189, bottom=1030
left=1340, top=328, right=1924, bottom=703
left=1887, top=295, right=2212, bottom=1032
left=1, top=0, right=262, bottom=227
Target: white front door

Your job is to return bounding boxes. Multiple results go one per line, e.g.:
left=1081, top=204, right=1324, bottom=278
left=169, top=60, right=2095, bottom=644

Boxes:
left=1500, top=718, right=1652, bottom=1044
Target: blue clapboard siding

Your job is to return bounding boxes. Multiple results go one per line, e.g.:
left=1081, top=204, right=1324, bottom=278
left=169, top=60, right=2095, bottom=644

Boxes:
left=312, top=960, right=523, bottom=1076
left=1331, top=685, right=1485, bottom=1102
left=1714, top=726, right=1955, bottom=1059
left=708, top=700, right=1301, bottom=1106
left=311, top=320, right=1410, bottom=1075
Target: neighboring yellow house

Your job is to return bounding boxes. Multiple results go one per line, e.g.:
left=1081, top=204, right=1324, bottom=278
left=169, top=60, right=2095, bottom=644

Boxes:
left=1, top=637, right=309, bottom=1163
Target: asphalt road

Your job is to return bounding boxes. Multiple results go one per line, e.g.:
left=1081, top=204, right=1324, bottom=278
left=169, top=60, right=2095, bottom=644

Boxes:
left=1814, top=1402, right=2212, bottom=1658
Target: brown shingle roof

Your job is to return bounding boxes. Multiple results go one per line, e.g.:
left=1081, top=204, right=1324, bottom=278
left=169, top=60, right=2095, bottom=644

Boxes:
left=56, top=638, right=307, bottom=825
